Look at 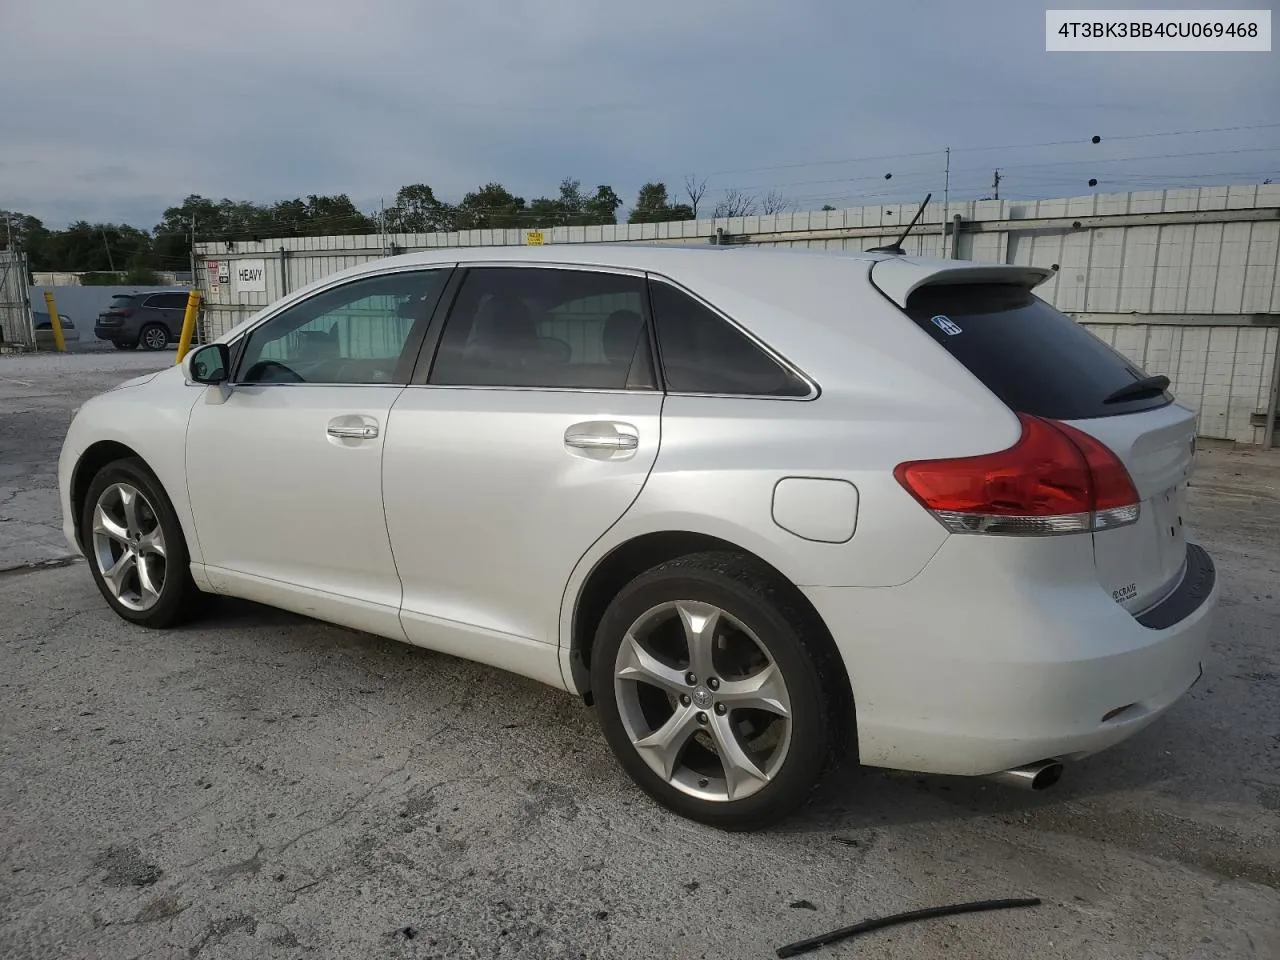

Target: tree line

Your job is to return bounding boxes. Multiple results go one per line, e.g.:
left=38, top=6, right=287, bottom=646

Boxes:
left=1, top=176, right=797, bottom=274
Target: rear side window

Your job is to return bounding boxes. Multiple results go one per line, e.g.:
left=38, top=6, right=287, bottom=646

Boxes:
left=145, top=293, right=188, bottom=309
left=648, top=280, right=811, bottom=397
left=429, top=267, right=655, bottom=391
left=904, top=284, right=1171, bottom=420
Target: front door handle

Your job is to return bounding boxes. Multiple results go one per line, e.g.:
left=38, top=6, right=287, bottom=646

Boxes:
left=327, top=416, right=379, bottom=440
left=564, top=433, right=638, bottom=450
left=327, top=424, right=378, bottom=439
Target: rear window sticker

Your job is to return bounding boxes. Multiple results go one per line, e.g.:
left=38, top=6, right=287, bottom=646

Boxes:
left=931, top=315, right=963, bottom=336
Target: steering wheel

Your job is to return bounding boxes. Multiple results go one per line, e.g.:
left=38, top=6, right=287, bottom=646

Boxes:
left=243, top=359, right=305, bottom=383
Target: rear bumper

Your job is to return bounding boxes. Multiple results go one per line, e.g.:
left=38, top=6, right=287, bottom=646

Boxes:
left=1135, top=543, right=1215, bottom=629
left=805, top=535, right=1218, bottom=777
left=94, top=320, right=132, bottom=342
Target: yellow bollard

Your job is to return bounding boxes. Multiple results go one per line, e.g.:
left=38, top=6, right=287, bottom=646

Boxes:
left=175, top=289, right=202, bottom=363
left=43, top=291, right=67, bottom=352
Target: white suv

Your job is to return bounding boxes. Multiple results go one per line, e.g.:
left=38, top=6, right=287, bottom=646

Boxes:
left=58, top=244, right=1217, bottom=830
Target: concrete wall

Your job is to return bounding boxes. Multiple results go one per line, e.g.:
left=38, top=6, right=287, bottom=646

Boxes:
left=194, top=184, right=1280, bottom=444
left=32, top=285, right=191, bottom=330
left=31, top=271, right=192, bottom=286
left=1089, top=323, right=1279, bottom=445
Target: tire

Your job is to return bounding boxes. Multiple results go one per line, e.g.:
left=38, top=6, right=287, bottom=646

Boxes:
left=113, top=340, right=137, bottom=350
left=139, top=323, right=170, bottom=351
left=591, top=551, right=848, bottom=831
left=81, top=457, right=200, bottom=629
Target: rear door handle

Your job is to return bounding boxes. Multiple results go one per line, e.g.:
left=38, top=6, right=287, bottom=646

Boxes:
left=564, top=421, right=640, bottom=459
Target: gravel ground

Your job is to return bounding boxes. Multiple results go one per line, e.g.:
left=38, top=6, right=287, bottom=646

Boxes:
left=0, top=350, right=175, bottom=570
left=0, top=354, right=1277, bottom=960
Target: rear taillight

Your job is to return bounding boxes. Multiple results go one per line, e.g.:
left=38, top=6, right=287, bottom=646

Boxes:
left=113, top=308, right=135, bottom=318
left=894, top=413, right=1140, bottom=536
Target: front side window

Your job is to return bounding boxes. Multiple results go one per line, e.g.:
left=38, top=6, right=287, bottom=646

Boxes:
left=648, top=280, right=812, bottom=397
left=235, top=269, right=449, bottom=385
left=428, top=267, right=654, bottom=390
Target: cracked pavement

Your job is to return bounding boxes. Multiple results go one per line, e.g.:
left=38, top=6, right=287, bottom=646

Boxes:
left=1, top=353, right=1278, bottom=959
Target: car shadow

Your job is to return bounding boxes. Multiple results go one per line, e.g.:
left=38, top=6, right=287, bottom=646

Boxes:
left=174, top=590, right=1277, bottom=887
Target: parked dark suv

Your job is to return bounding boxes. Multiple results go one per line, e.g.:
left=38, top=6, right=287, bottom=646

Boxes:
left=94, top=291, right=191, bottom=350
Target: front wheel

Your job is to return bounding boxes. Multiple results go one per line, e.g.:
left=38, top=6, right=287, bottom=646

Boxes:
left=591, top=551, right=846, bottom=831
left=81, top=457, right=201, bottom=628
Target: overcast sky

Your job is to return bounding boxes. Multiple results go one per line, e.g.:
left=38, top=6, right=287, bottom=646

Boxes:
left=2, top=0, right=1276, bottom=229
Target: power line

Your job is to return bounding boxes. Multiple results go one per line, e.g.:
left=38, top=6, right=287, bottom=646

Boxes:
left=951, top=121, right=1280, bottom=155
left=713, top=144, right=1280, bottom=196
left=24, top=125, right=1280, bottom=242
left=682, top=119, right=1280, bottom=182
left=698, top=148, right=942, bottom=179
left=772, top=166, right=1279, bottom=210
left=954, top=143, right=1280, bottom=175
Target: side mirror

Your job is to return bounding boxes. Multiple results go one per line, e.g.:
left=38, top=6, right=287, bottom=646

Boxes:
left=188, top=343, right=230, bottom=385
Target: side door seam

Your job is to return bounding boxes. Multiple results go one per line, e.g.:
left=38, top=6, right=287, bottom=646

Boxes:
left=379, top=384, right=412, bottom=620
left=554, top=391, right=666, bottom=688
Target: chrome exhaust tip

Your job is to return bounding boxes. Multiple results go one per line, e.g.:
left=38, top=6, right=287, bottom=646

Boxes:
left=987, top=759, right=1064, bottom=791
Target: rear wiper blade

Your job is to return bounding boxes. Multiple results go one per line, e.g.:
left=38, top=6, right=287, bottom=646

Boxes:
left=1103, top=374, right=1170, bottom=404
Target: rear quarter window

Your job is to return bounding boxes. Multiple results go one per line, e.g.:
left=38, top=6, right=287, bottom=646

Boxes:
left=648, top=280, right=812, bottom=397
left=903, top=283, right=1172, bottom=420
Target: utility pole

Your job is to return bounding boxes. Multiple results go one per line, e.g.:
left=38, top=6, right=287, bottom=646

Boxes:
left=941, top=146, right=951, bottom=258
left=992, top=169, right=1002, bottom=201
left=188, top=214, right=198, bottom=290
left=100, top=226, right=117, bottom=273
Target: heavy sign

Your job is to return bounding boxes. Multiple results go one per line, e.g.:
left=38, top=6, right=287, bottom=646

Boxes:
left=234, top=259, right=268, bottom=294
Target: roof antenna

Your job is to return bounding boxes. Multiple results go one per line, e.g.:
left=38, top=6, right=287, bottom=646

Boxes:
left=868, top=192, right=932, bottom=255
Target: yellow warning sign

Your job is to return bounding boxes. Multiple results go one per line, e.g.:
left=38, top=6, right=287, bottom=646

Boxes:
left=525, top=230, right=545, bottom=246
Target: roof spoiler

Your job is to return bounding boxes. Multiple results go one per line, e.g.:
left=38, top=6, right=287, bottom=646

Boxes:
left=871, top=259, right=1055, bottom=308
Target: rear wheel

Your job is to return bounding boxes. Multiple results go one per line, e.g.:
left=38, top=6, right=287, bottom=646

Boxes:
left=591, top=551, right=846, bottom=831
left=82, top=458, right=201, bottom=628
left=140, top=324, right=169, bottom=351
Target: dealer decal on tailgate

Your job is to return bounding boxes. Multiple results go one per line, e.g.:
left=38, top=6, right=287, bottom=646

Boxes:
left=1112, top=582, right=1139, bottom=603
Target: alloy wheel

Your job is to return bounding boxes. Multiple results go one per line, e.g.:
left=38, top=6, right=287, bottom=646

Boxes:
left=91, top=482, right=167, bottom=612
left=613, top=600, right=793, bottom=802
left=143, top=327, right=168, bottom=350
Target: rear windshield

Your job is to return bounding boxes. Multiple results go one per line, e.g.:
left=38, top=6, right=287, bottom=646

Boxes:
left=903, top=283, right=1171, bottom=420
left=109, top=295, right=136, bottom=309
